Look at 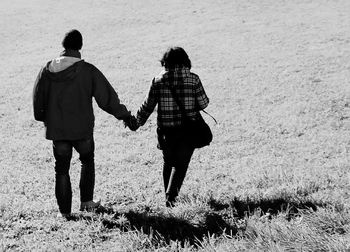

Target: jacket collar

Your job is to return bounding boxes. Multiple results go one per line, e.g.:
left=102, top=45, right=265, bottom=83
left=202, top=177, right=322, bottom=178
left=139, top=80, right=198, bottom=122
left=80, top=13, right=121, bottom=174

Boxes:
left=60, top=49, right=81, bottom=59
left=165, top=66, right=190, bottom=72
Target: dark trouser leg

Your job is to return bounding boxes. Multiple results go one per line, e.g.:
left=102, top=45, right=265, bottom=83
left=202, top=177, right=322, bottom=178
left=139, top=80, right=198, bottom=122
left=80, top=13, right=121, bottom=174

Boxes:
left=73, top=138, right=95, bottom=203
left=53, top=141, right=73, bottom=214
left=163, top=153, right=174, bottom=194
left=162, top=145, right=175, bottom=203
left=162, top=140, right=194, bottom=204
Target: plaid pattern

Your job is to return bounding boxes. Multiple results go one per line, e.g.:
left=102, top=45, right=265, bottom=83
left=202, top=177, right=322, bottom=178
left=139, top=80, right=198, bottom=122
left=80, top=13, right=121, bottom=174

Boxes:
left=137, top=67, right=209, bottom=128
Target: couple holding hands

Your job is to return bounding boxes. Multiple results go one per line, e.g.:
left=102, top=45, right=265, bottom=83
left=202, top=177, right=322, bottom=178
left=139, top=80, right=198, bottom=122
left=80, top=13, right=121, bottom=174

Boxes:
left=33, top=29, right=210, bottom=218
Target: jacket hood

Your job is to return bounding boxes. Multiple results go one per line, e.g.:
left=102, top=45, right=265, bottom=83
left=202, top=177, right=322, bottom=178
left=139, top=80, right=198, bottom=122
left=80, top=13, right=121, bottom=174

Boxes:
left=44, top=59, right=84, bottom=81
left=49, top=56, right=82, bottom=73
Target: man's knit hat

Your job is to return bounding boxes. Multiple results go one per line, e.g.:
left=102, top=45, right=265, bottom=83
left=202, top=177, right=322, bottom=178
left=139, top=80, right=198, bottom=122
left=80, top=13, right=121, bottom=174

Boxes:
left=62, top=29, right=83, bottom=50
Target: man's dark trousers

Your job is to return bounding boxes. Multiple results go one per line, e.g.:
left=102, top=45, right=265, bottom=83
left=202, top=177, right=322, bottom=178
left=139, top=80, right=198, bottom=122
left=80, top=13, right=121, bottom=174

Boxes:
left=53, top=137, right=95, bottom=214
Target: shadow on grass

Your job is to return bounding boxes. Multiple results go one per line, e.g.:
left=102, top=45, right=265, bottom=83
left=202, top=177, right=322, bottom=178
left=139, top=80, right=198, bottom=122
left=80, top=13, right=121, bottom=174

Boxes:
left=102, top=209, right=238, bottom=246
left=208, top=197, right=322, bottom=220
left=66, top=205, right=238, bottom=246
left=66, top=196, right=326, bottom=246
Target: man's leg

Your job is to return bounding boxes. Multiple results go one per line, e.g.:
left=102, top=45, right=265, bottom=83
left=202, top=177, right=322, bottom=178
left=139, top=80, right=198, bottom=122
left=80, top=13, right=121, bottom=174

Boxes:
left=73, top=138, right=95, bottom=204
left=53, top=141, right=73, bottom=214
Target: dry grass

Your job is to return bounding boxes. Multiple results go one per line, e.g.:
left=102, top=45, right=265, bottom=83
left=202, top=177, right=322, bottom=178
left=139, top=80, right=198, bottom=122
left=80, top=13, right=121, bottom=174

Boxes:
left=2, top=0, right=350, bottom=251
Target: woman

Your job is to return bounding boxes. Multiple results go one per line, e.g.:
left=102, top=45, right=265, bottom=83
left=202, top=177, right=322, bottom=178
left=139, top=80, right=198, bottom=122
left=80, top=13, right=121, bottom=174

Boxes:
left=136, top=47, right=209, bottom=207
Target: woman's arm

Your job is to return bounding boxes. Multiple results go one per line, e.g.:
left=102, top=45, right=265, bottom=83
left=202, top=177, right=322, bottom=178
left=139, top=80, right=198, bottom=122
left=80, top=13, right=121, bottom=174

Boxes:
left=136, top=78, right=158, bottom=126
left=195, top=78, right=209, bottom=110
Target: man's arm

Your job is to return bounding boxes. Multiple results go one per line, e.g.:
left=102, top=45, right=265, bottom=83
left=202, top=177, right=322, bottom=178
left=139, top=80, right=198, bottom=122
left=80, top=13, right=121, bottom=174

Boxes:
left=33, top=67, right=46, bottom=122
left=92, top=66, right=131, bottom=120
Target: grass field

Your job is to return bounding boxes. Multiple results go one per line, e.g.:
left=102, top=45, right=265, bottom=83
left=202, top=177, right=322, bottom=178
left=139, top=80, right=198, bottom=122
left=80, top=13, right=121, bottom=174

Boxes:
left=1, top=0, right=350, bottom=251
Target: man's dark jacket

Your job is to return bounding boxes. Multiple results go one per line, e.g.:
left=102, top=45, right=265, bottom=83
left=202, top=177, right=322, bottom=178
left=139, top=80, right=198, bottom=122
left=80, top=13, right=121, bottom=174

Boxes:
left=33, top=52, right=131, bottom=140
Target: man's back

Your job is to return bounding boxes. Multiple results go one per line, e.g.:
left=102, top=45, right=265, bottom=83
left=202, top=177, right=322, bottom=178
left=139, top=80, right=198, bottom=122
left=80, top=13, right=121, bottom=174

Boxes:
left=38, top=59, right=95, bottom=140
left=34, top=52, right=131, bottom=140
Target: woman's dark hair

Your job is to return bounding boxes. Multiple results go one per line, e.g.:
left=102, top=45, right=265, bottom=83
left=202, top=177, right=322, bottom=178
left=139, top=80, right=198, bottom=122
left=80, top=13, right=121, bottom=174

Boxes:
left=62, top=29, right=83, bottom=50
left=160, top=47, right=191, bottom=69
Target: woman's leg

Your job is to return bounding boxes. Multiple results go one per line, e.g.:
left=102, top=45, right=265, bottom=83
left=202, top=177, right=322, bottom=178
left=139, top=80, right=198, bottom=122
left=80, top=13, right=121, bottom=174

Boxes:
left=163, top=139, right=194, bottom=205
left=163, top=162, right=173, bottom=195
left=162, top=146, right=175, bottom=200
left=170, top=142, right=194, bottom=200
left=53, top=140, right=73, bottom=214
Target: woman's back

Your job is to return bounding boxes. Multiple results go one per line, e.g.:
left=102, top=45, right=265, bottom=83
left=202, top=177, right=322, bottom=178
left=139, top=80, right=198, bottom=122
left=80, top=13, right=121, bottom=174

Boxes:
left=153, top=67, right=209, bottom=128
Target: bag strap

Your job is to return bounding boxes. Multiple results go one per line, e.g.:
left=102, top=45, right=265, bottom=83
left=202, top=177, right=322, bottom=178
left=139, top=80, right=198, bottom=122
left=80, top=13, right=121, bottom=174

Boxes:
left=202, top=109, right=217, bottom=124
left=168, top=85, right=217, bottom=124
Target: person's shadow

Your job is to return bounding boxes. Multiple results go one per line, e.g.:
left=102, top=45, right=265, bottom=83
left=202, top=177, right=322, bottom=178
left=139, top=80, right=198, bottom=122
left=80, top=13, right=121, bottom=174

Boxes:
left=102, top=208, right=237, bottom=246
left=68, top=196, right=321, bottom=246
left=208, top=196, right=320, bottom=221
left=68, top=204, right=237, bottom=246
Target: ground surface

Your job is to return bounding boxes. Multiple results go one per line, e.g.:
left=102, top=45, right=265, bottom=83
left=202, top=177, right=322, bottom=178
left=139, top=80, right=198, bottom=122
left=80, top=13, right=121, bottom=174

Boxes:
left=1, top=0, right=350, bottom=251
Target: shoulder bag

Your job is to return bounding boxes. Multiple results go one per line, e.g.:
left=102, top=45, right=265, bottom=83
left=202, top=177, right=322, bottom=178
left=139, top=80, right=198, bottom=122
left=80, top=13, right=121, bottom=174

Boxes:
left=169, top=85, right=216, bottom=148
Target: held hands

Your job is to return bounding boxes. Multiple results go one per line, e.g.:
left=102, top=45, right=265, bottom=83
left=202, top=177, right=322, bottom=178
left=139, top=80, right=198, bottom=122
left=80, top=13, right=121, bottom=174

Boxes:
left=124, top=115, right=139, bottom=131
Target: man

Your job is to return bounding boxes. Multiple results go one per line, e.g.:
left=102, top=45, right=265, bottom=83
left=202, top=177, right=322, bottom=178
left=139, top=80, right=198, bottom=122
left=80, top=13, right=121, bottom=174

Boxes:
left=33, top=29, right=136, bottom=218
